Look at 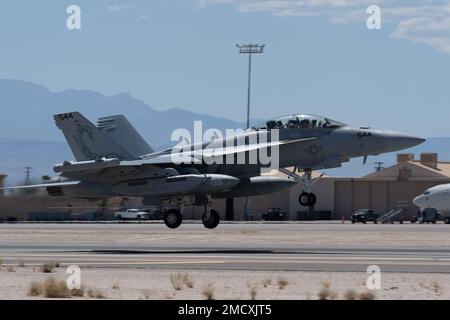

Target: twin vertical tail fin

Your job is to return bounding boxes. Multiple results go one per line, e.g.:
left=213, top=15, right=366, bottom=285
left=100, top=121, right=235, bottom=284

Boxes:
left=97, top=115, right=153, bottom=156
left=54, top=112, right=145, bottom=161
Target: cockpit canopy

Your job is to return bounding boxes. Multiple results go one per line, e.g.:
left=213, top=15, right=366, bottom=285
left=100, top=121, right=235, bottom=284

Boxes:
left=253, top=114, right=346, bottom=130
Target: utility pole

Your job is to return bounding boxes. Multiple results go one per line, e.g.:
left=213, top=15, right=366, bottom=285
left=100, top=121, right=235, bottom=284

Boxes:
left=374, top=162, right=385, bottom=172
left=236, top=43, right=265, bottom=221
left=25, top=166, right=32, bottom=184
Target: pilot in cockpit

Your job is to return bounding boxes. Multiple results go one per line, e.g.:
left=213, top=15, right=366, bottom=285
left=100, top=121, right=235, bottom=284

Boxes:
left=287, top=119, right=299, bottom=128
left=299, top=119, right=310, bottom=128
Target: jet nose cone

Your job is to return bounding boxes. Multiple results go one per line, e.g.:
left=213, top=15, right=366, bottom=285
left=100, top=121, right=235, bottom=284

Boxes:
left=413, top=194, right=428, bottom=208
left=413, top=195, right=424, bottom=207
left=380, top=131, right=426, bottom=152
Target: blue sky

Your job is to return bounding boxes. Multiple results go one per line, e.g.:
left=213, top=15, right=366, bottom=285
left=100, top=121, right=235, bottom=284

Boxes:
left=1, top=0, right=450, bottom=137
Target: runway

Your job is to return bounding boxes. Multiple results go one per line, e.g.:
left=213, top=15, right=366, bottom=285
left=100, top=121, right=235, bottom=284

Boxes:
left=1, top=223, right=450, bottom=273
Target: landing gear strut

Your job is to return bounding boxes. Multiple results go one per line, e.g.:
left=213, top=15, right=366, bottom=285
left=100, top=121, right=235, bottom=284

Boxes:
left=164, top=209, right=183, bottom=229
left=202, top=194, right=220, bottom=229
left=298, top=169, right=321, bottom=207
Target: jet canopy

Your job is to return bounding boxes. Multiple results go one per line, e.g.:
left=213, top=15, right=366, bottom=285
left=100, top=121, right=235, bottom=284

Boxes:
left=253, top=114, right=346, bottom=130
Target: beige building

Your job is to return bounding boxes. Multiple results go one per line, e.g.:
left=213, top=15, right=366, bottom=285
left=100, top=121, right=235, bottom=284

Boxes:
left=226, top=153, right=450, bottom=220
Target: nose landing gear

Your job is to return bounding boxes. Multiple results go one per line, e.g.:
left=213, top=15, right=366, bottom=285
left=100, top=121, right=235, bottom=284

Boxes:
left=299, top=192, right=317, bottom=207
left=279, top=167, right=322, bottom=208
left=298, top=169, right=322, bottom=207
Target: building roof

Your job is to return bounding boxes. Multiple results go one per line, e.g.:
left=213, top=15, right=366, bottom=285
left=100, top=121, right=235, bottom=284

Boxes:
left=364, top=159, right=450, bottom=181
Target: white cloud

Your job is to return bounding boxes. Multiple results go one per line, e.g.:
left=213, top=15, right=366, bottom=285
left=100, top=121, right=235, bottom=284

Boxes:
left=106, top=4, right=135, bottom=12
left=194, top=0, right=450, bottom=55
left=392, top=17, right=450, bottom=54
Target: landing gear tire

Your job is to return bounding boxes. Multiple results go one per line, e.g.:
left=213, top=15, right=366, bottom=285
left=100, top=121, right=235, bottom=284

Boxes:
left=308, top=193, right=317, bottom=206
left=299, top=192, right=310, bottom=206
left=202, top=209, right=220, bottom=229
left=445, top=217, right=450, bottom=225
left=164, top=209, right=183, bottom=229
left=298, top=192, right=317, bottom=207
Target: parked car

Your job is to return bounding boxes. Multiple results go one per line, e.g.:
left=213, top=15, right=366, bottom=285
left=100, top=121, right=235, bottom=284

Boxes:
left=262, top=208, right=288, bottom=221
left=114, top=209, right=149, bottom=221
left=143, top=208, right=163, bottom=220
left=351, top=209, right=380, bottom=224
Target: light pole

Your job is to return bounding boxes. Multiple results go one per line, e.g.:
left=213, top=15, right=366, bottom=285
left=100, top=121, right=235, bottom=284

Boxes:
left=236, top=43, right=265, bottom=221
left=236, top=43, right=265, bottom=129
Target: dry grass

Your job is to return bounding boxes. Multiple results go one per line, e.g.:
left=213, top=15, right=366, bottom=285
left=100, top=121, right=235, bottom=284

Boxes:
left=112, top=281, right=120, bottom=290
left=343, top=289, right=358, bottom=300
left=27, top=278, right=84, bottom=298
left=419, top=279, right=443, bottom=295
left=42, top=277, right=70, bottom=298
left=202, top=283, right=215, bottom=300
left=430, top=280, right=443, bottom=295
left=277, top=277, right=288, bottom=290
left=247, top=283, right=258, bottom=300
left=170, top=273, right=194, bottom=290
left=141, top=289, right=152, bottom=300
left=318, top=281, right=338, bottom=300
left=41, top=262, right=60, bottom=273
left=182, top=273, right=194, bottom=289
left=7, top=265, right=15, bottom=272
left=70, top=287, right=85, bottom=297
left=262, top=278, right=272, bottom=288
left=28, top=282, right=43, bottom=297
left=358, top=291, right=376, bottom=300
left=87, top=288, right=105, bottom=299
left=320, top=280, right=332, bottom=289
left=170, top=273, right=185, bottom=291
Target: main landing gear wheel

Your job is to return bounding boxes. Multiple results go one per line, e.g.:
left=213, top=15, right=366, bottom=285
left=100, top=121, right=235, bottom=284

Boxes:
left=202, top=209, right=220, bottom=229
left=164, top=209, right=183, bottom=229
left=298, top=192, right=317, bottom=207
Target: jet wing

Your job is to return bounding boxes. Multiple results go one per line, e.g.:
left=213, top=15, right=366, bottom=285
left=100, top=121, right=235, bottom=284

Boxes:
left=0, top=181, right=81, bottom=190
left=202, top=137, right=318, bottom=159
left=50, top=137, right=318, bottom=179
left=138, top=137, right=318, bottom=165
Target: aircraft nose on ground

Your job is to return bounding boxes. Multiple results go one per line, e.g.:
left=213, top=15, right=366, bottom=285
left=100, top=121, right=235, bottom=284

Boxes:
left=413, top=194, right=426, bottom=208
left=380, top=131, right=426, bottom=151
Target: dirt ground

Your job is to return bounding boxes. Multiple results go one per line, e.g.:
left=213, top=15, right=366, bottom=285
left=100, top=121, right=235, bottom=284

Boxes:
left=0, top=266, right=448, bottom=300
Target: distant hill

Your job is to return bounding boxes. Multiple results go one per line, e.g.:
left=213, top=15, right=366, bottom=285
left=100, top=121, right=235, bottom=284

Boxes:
left=0, top=79, right=255, bottom=185
left=0, top=79, right=247, bottom=147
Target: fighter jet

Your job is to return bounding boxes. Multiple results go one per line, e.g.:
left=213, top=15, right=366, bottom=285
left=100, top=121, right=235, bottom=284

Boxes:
left=4, top=112, right=425, bottom=229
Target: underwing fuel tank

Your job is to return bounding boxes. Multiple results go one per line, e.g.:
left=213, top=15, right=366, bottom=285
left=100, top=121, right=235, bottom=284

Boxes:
left=113, top=174, right=240, bottom=197
left=216, top=176, right=297, bottom=199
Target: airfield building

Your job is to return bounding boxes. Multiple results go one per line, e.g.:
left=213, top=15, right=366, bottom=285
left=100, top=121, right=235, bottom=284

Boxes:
left=215, top=153, right=450, bottom=221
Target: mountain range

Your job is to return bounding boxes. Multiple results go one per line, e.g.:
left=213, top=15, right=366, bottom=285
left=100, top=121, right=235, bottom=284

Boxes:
left=0, top=79, right=449, bottom=185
